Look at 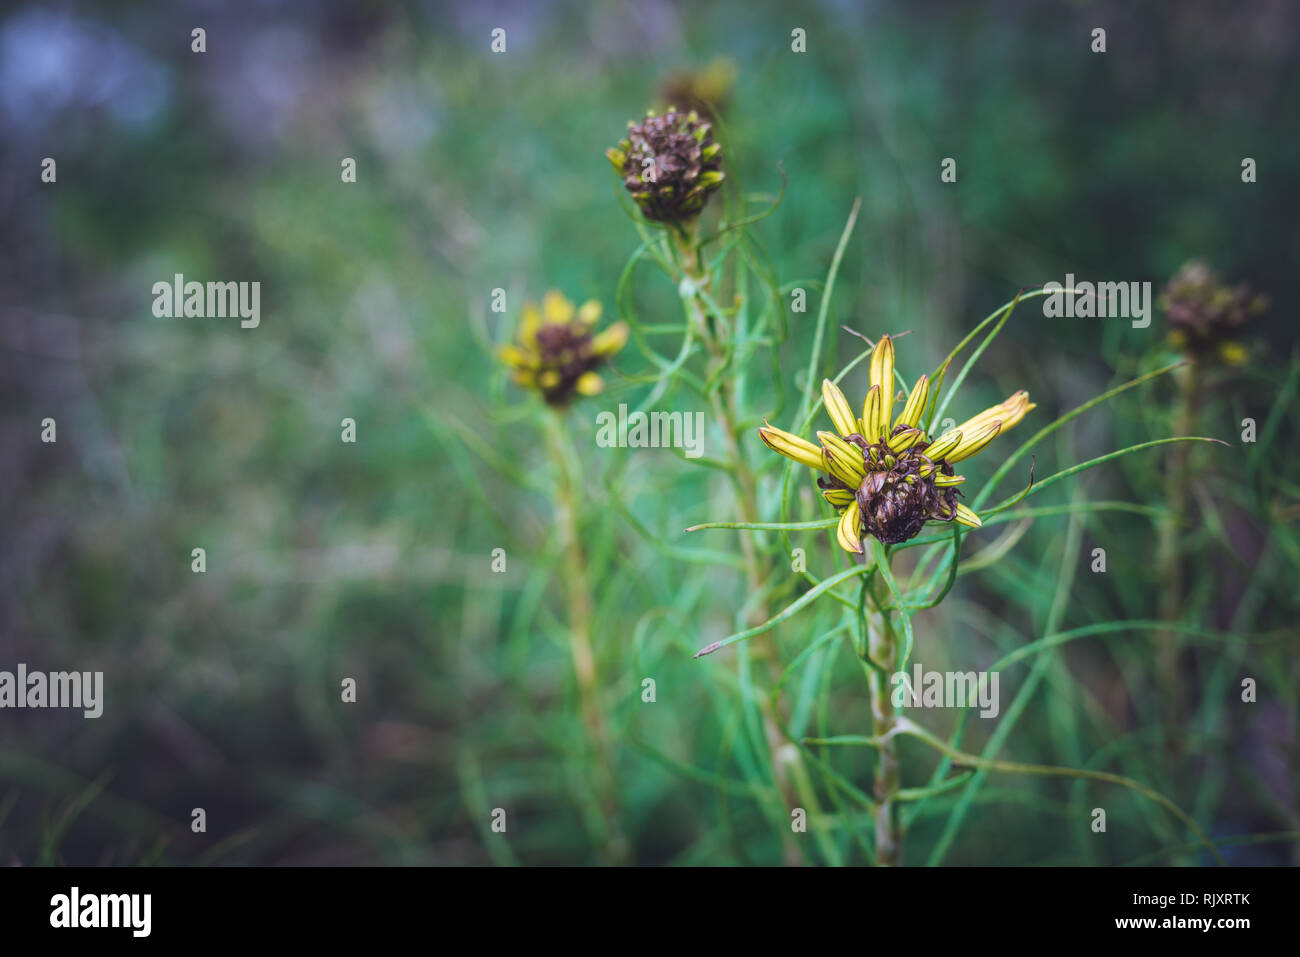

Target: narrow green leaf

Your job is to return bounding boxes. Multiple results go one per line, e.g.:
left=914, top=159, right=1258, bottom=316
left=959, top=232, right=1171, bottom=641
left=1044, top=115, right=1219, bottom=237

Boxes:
left=930, top=291, right=1023, bottom=427
left=988, top=437, right=1229, bottom=512
left=693, top=563, right=873, bottom=657
left=974, top=360, right=1188, bottom=509
left=687, top=517, right=838, bottom=533
left=794, top=198, right=861, bottom=429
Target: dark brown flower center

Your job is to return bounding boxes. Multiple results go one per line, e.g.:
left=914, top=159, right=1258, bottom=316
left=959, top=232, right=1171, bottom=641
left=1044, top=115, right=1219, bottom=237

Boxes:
left=818, top=428, right=958, bottom=545
left=1160, top=262, right=1267, bottom=354
left=619, top=111, right=722, bottom=223
left=534, top=323, right=600, bottom=406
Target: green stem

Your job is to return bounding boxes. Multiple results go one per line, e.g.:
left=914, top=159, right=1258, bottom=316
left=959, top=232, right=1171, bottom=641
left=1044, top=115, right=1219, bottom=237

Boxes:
left=864, top=544, right=902, bottom=865
left=672, top=222, right=803, bottom=865
left=1156, top=360, right=1202, bottom=738
left=543, top=412, right=628, bottom=863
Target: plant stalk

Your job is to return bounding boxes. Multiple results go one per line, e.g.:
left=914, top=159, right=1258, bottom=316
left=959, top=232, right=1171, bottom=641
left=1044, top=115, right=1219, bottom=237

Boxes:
left=863, top=550, right=903, bottom=865
left=672, top=223, right=803, bottom=864
left=544, top=411, right=629, bottom=863
left=1156, top=359, right=1202, bottom=739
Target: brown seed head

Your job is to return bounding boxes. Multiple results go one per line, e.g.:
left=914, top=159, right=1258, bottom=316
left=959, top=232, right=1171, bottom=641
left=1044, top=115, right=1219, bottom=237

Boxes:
left=606, top=109, right=725, bottom=223
left=818, top=428, right=959, bottom=546
left=1159, top=260, right=1268, bottom=361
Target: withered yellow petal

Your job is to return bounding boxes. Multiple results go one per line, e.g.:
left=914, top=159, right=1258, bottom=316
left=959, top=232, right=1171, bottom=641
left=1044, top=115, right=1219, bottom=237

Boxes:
left=898, top=375, right=929, bottom=429
left=822, top=488, right=855, bottom=507
left=498, top=344, right=535, bottom=369
left=953, top=503, right=982, bottom=528
left=576, top=299, right=603, bottom=325
left=542, top=290, right=573, bottom=324
left=956, top=391, right=1034, bottom=437
left=823, top=445, right=864, bottom=488
left=870, top=336, right=895, bottom=431
left=575, top=372, right=604, bottom=396
left=947, top=420, right=1002, bottom=463
left=886, top=427, right=924, bottom=452
left=925, top=430, right=963, bottom=462
left=519, top=303, right=542, bottom=346
left=821, top=379, right=857, bottom=437
left=836, top=499, right=863, bottom=554
left=817, top=431, right=866, bottom=484
left=759, top=423, right=824, bottom=471
left=862, top=385, right=882, bottom=440
left=1219, top=342, right=1248, bottom=366
left=591, top=320, right=629, bottom=357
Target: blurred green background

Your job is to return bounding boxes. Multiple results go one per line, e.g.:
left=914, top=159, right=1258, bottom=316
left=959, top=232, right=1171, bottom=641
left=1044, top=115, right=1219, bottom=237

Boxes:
left=1, top=0, right=1297, bottom=865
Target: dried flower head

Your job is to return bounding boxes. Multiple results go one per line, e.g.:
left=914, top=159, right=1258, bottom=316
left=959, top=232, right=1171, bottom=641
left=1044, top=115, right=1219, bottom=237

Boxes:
left=1159, top=260, right=1268, bottom=366
left=606, top=108, right=725, bottom=224
left=499, top=291, right=628, bottom=407
left=759, top=335, right=1034, bottom=552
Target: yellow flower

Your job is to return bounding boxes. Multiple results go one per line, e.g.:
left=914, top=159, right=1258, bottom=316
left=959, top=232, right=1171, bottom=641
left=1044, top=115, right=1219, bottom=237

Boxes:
left=759, top=335, right=1034, bottom=552
left=498, top=291, right=628, bottom=407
